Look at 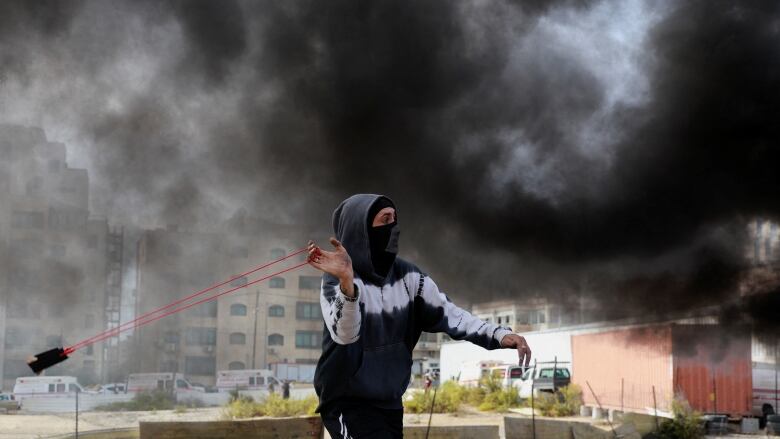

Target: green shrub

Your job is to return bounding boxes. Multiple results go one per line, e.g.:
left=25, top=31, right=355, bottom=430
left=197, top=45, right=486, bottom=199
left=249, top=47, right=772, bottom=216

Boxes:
left=655, top=398, right=703, bottom=439
left=477, top=385, right=520, bottom=412
left=222, top=393, right=318, bottom=419
left=95, top=390, right=175, bottom=412
left=403, top=382, right=462, bottom=414
left=534, top=384, right=582, bottom=417
left=403, top=379, right=522, bottom=414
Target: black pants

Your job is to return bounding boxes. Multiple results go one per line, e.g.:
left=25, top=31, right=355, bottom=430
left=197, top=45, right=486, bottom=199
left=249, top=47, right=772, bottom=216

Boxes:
left=321, top=402, right=403, bottom=439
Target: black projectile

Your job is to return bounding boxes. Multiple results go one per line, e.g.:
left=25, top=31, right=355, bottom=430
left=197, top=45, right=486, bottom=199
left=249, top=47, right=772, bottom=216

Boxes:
left=27, top=348, right=69, bottom=374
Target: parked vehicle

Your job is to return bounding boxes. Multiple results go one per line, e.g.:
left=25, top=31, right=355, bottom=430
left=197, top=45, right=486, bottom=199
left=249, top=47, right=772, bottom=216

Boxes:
left=456, top=360, right=507, bottom=387
left=272, top=363, right=316, bottom=383
left=439, top=328, right=574, bottom=383
left=98, top=382, right=127, bottom=394
left=752, top=361, right=779, bottom=424
left=0, top=392, right=19, bottom=411
left=13, top=376, right=90, bottom=401
left=513, top=363, right=572, bottom=398
left=127, top=373, right=201, bottom=394
left=216, top=369, right=282, bottom=393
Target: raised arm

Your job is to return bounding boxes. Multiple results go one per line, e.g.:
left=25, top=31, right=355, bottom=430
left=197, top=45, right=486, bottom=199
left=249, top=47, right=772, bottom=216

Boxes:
left=414, top=274, right=531, bottom=365
left=309, top=238, right=361, bottom=345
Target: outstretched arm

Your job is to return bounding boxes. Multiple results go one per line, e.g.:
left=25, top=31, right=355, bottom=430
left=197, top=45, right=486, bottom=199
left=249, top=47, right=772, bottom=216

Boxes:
left=416, top=275, right=531, bottom=367
left=308, top=238, right=361, bottom=345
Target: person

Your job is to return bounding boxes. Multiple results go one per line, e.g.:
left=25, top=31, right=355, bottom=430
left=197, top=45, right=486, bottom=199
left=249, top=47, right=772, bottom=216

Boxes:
left=282, top=380, right=290, bottom=399
left=423, top=373, right=432, bottom=394
left=268, top=380, right=276, bottom=394
left=307, top=194, right=531, bottom=439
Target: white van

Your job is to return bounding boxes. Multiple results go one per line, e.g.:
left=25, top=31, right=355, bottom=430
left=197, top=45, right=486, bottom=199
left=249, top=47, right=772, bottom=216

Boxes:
left=457, top=360, right=509, bottom=387
left=216, top=369, right=282, bottom=393
left=13, top=376, right=87, bottom=401
left=127, top=373, right=200, bottom=394
left=753, top=362, right=780, bottom=417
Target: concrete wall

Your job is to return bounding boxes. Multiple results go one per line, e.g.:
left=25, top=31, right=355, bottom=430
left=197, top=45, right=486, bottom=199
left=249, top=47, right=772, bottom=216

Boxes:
left=139, top=418, right=500, bottom=439
left=404, top=425, right=498, bottom=439
left=504, top=417, right=614, bottom=439
left=140, top=417, right=324, bottom=439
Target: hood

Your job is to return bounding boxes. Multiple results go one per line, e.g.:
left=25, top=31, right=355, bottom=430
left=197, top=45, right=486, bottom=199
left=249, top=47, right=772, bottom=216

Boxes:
left=332, top=194, right=395, bottom=284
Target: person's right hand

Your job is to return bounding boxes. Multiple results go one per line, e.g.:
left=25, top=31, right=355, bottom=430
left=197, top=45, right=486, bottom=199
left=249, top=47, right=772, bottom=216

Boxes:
left=308, top=238, right=355, bottom=296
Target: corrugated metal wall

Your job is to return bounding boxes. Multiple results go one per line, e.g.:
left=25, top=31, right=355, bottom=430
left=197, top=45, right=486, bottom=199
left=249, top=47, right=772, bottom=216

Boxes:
left=672, top=325, right=752, bottom=415
left=572, top=326, right=674, bottom=413
left=572, top=324, right=753, bottom=417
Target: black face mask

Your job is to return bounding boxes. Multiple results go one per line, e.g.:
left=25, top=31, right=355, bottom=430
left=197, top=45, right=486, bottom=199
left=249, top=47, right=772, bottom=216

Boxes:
left=368, top=221, right=400, bottom=277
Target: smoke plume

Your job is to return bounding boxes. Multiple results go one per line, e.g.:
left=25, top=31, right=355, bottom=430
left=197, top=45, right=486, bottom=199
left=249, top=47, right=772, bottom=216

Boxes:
left=1, top=0, right=779, bottom=325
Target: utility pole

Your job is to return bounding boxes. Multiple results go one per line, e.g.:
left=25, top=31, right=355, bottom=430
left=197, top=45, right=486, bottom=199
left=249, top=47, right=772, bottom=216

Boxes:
left=252, top=289, right=260, bottom=369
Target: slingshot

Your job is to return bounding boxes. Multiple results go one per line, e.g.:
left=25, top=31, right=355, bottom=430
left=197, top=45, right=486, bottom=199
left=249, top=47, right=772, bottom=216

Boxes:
left=27, top=246, right=309, bottom=374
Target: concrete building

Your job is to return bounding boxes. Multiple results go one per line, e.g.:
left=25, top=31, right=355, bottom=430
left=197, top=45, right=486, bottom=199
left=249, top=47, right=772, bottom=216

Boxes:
left=749, top=219, right=780, bottom=266
left=470, top=297, right=586, bottom=333
left=133, top=217, right=325, bottom=386
left=0, top=125, right=121, bottom=390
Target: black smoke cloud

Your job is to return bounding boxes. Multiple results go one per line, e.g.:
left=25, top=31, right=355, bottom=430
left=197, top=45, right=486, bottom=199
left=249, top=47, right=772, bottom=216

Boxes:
left=1, top=0, right=779, bottom=323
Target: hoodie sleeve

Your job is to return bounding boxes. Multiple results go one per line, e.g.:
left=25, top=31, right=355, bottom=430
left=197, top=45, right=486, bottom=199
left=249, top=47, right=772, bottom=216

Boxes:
left=416, top=275, right=512, bottom=350
left=320, top=275, right=362, bottom=345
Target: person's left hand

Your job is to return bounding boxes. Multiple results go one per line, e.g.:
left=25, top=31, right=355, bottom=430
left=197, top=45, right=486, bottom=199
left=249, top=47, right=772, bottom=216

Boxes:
left=500, top=334, right=531, bottom=368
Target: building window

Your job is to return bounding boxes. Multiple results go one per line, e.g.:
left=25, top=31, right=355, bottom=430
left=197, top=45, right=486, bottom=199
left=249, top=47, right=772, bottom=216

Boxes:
left=50, top=244, right=66, bottom=258
left=270, top=248, right=286, bottom=259
left=161, top=361, right=178, bottom=372
left=230, top=304, right=247, bottom=316
left=497, top=316, right=502, bottom=324
left=269, top=305, right=284, bottom=317
left=295, top=331, right=322, bottom=349
left=189, top=301, right=218, bottom=318
left=230, top=276, right=248, bottom=287
left=164, top=331, right=180, bottom=343
left=299, top=276, right=321, bottom=290
left=185, top=356, right=216, bottom=375
left=166, top=243, right=182, bottom=257
left=186, top=327, right=217, bottom=346
left=268, top=333, right=284, bottom=346
left=229, top=361, right=245, bottom=370
left=11, top=211, right=44, bottom=229
left=229, top=332, right=247, bottom=345
left=516, top=311, right=530, bottom=325
left=505, top=316, right=512, bottom=326
left=296, top=302, right=322, bottom=320
left=419, top=332, right=437, bottom=342
left=25, top=177, right=42, bottom=195
left=269, top=277, right=285, bottom=288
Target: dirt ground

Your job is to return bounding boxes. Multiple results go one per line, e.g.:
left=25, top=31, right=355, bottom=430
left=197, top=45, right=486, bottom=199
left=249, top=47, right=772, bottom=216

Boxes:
left=0, top=407, right=764, bottom=439
left=0, top=407, right=224, bottom=439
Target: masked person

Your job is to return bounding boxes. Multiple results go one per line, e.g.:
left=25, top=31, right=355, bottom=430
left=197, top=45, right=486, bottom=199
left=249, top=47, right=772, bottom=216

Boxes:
left=308, top=194, right=531, bottom=439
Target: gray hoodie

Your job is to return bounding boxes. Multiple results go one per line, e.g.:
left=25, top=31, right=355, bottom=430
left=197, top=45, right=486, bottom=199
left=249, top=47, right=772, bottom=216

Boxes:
left=313, top=194, right=512, bottom=410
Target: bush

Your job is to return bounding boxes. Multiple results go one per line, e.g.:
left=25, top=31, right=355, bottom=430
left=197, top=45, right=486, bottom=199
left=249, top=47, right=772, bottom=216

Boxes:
left=534, top=384, right=582, bottom=417
left=222, top=393, right=318, bottom=419
left=403, top=379, right=523, bottom=414
left=477, top=385, right=520, bottom=412
left=403, top=381, right=463, bottom=414
left=654, top=398, right=703, bottom=439
left=95, top=390, right=175, bottom=412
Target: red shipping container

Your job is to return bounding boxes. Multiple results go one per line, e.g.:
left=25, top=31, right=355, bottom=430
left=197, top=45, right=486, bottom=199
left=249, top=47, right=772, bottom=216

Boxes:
left=572, top=324, right=752, bottom=417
